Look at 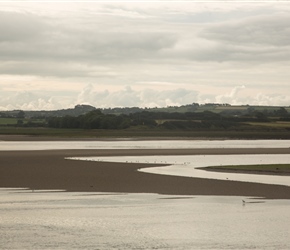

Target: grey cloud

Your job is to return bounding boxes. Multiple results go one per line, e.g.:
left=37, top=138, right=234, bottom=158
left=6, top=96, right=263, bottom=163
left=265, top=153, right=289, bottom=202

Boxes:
left=94, top=4, right=150, bottom=19
left=4, top=6, right=290, bottom=81
left=2, top=6, right=290, bottom=67
left=81, top=32, right=177, bottom=61
left=0, top=11, right=46, bottom=42
left=189, top=14, right=290, bottom=63
left=0, top=9, right=177, bottom=78
left=203, top=14, right=290, bottom=47
left=0, top=60, right=116, bottom=78
left=1, top=3, right=290, bottom=110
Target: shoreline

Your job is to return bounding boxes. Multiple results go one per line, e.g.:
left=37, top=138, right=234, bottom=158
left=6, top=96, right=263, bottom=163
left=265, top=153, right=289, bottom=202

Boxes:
left=1, top=149, right=290, bottom=199
left=0, top=134, right=231, bottom=141
left=2, top=134, right=290, bottom=142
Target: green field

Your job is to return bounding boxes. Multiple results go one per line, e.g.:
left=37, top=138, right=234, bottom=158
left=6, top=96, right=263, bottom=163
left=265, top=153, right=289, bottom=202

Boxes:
left=0, top=118, right=19, bottom=125
left=0, top=117, right=45, bottom=126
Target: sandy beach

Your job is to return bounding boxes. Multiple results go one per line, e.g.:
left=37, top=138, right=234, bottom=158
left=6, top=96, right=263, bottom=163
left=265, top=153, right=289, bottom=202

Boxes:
left=1, top=147, right=290, bottom=199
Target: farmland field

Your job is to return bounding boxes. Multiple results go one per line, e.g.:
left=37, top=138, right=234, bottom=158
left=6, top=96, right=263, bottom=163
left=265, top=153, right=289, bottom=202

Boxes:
left=0, top=118, right=18, bottom=125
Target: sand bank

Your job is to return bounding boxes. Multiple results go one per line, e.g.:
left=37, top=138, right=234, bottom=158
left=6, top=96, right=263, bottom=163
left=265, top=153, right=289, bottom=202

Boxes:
left=1, top=148, right=290, bottom=199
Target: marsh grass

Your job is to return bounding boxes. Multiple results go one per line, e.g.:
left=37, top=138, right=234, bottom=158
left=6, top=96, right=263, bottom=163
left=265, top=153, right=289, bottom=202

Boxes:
left=204, top=164, right=290, bottom=175
left=246, top=121, right=290, bottom=128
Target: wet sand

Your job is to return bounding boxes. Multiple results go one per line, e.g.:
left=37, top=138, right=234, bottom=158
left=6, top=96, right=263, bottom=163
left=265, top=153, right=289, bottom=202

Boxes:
left=1, top=148, right=290, bottom=199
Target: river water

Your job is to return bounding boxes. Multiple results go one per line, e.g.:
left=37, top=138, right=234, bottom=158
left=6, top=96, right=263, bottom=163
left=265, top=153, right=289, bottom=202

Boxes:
left=1, top=189, right=290, bottom=250
left=1, top=139, right=290, bottom=151
left=1, top=140, right=290, bottom=249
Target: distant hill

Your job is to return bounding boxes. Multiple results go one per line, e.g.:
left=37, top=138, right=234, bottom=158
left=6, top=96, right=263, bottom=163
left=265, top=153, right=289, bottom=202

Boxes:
left=1, top=103, right=290, bottom=118
left=102, top=103, right=290, bottom=116
left=0, top=105, right=96, bottom=118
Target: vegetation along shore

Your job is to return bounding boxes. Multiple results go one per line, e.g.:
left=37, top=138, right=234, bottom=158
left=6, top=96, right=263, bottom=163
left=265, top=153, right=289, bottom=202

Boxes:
left=1, top=103, right=290, bottom=139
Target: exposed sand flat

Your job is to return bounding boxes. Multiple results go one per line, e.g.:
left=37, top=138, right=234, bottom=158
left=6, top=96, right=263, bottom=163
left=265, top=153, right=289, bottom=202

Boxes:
left=1, top=148, right=290, bottom=199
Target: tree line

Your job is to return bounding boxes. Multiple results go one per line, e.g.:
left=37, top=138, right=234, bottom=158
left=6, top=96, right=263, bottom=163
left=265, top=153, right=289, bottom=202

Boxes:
left=46, top=108, right=290, bottom=131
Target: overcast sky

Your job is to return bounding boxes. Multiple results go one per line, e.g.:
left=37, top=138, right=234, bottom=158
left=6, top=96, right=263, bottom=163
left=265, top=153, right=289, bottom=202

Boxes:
left=1, top=1, right=290, bottom=110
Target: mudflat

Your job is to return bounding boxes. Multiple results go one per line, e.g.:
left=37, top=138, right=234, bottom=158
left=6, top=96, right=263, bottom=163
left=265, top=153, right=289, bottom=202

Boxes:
left=1, top=148, right=290, bottom=199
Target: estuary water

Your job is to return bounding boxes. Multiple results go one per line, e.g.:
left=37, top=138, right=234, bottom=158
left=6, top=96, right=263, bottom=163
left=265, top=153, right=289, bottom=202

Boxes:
left=1, top=189, right=290, bottom=250
left=1, top=139, right=290, bottom=151
left=1, top=140, right=290, bottom=249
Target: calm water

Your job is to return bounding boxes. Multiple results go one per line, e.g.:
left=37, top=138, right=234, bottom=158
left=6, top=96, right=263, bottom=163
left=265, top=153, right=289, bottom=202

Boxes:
left=1, top=140, right=290, bottom=249
left=1, top=189, right=290, bottom=250
left=1, top=139, right=290, bottom=151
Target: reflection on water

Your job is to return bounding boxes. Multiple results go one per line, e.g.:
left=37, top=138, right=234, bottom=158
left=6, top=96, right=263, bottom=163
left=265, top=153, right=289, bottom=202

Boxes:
left=1, top=139, right=290, bottom=151
left=70, top=154, right=290, bottom=187
left=1, top=189, right=290, bottom=250
left=1, top=140, right=290, bottom=249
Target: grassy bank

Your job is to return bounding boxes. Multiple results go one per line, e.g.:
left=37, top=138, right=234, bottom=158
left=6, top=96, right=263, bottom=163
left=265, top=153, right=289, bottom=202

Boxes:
left=200, top=164, right=290, bottom=175
left=1, top=126, right=290, bottom=140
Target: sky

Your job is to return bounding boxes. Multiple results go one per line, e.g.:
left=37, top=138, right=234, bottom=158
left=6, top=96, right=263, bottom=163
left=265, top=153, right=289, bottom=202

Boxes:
left=1, top=1, right=290, bottom=110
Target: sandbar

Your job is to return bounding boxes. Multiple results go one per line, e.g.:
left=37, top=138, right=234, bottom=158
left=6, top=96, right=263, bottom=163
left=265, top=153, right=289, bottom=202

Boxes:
left=1, top=148, right=290, bottom=199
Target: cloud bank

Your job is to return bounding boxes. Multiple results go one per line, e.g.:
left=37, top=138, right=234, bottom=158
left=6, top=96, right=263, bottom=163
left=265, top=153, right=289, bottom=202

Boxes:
left=1, top=2, right=290, bottom=110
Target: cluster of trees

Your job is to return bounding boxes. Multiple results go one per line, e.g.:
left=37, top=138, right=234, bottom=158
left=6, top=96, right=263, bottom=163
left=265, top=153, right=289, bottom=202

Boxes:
left=47, top=110, right=131, bottom=129
left=0, top=111, right=24, bottom=119
left=47, top=110, right=165, bottom=129
left=221, top=107, right=289, bottom=118
left=46, top=109, right=269, bottom=130
left=47, top=109, right=233, bottom=130
left=2, top=105, right=290, bottom=131
left=2, top=103, right=290, bottom=119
